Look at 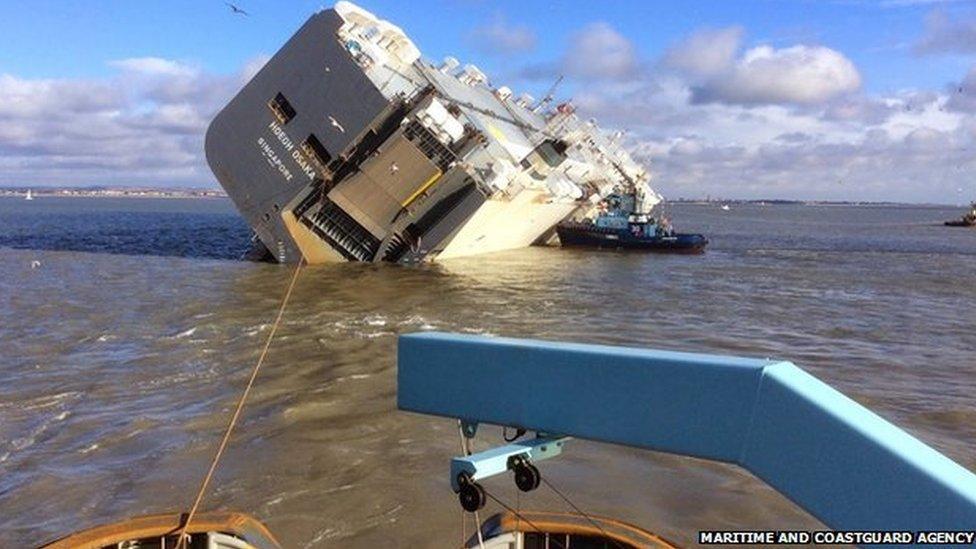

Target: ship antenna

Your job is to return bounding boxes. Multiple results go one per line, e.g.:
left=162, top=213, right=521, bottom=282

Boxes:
left=534, top=74, right=564, bottom=112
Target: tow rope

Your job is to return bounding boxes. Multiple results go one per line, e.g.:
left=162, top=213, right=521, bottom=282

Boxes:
left=175, top=257, right=305, bottom=549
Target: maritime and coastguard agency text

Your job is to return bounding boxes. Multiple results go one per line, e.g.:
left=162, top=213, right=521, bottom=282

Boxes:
left=698, top=530, right=975, bottom=545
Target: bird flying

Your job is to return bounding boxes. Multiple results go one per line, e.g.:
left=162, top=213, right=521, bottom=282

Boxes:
left=225, top=2, right=248, bottom=16
left=328, top=116, right=346, bottom=134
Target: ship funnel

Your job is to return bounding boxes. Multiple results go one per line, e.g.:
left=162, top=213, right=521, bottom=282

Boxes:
left=439, top=56, right=459, bottom=74
left=494, top=86, right=513, bottom=102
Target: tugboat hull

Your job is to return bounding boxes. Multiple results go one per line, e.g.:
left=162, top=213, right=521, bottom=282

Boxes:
left=556, top=223, right=708, bottom=254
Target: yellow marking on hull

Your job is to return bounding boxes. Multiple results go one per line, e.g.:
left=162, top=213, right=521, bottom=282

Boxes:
left=402, top=169, right=442, bottom=208
left=280, top=210, right=346, bottom=264
left=487, top=123, right=508, bottom=145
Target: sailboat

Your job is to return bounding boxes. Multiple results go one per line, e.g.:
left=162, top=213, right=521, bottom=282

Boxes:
left=25, top=189, right=34, bottom=201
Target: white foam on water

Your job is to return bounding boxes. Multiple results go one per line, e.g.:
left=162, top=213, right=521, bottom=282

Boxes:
left=460, top=326, right=496, bottom=337
left=364, top=314, right=387, bottom=326
left=265, top=495, right=285, bottom=507
left=172, top=327, right=197, bottom=339
left=354, top=330, right=391, bottom=339
left=244, top=323, right=269, bottom=337
left=21, top=391, right=81, bottom=412
left=304, top=528, right=340, bottom=547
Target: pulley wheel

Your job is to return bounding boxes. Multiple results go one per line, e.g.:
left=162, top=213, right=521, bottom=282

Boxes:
left=514, top=462, right=541, bottom=492
left=459, top=481, right=487, bottom=512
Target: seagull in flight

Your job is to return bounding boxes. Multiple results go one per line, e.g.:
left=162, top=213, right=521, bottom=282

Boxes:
left=225, top=2, right=248, bottom=16
left=328, top=115, right=346, bottom=134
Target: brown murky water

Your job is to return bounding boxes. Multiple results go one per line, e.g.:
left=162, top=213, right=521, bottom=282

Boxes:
left=1, top=199, right=974, bottom=547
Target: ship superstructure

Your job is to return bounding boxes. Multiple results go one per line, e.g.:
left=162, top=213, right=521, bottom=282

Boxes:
left=206, top=1, right=660, bottom=263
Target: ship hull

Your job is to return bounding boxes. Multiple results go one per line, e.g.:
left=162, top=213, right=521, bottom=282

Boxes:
left=204, top=3, right=656, bottom=264
left=203, top=9, right=564, bottom=264
left=438, top=189, right=577, bottom=259
left=556, top=223, right=708, bottom=254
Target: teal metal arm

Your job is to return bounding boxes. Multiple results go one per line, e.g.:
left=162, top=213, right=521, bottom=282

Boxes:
left=397, top=331, right=976, bottom=531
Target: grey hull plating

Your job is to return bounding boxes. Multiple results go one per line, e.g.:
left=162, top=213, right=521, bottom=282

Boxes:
left=205, top=10, right=487, bottom=263
left=206, top=10, right=387, bottom=263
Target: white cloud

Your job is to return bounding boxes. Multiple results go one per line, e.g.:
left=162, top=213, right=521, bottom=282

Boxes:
left=562, top=22, right=639, bottom=81
left=469, top=16, right=536, bottom=56
left=664, top=26, right=745, bottom=78
left=0, top=56, right=266, bottom=187
left=692, top=45, right=862, bottom=106
left=109, top=57, right=199, bottom=77
left=0, top=75, right=123, bottom=118
left=658, top=24, right=861, bottom=107
left=630, top=122, right=974, bottom=202
left=947, top=65, right=976, bottom=111
left=506, top=7, right=976, bottom=202
left=915, top=10, right=976, bottom=53
left=550, top=23, right=975, bottom=202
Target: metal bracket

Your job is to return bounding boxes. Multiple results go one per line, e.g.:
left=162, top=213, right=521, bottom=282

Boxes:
left=460, top=420, right=478, bottom=439
left=450, top=435, right=569, bottom=492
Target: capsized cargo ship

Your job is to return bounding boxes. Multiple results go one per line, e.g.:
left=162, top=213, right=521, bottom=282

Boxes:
left=206, top=1, right=661, bottom=263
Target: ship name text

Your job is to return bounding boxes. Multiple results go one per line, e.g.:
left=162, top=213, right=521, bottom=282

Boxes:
left=257, top=136, right=293, bottom=182
left=267, top=121, right=317, bottom=181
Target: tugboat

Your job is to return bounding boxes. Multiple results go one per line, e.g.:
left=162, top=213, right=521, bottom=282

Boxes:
left=945, top=201, right=976, bottom=227
left=557, top=191, right=708, bottom=254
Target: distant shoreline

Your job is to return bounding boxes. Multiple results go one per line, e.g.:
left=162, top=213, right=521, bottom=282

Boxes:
left=668, top=199, right=959, bottom=207
left=0, top=187, right=226, bottom=199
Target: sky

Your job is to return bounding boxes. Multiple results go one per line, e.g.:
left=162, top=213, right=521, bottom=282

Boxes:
left=2, top=1, right=976, bottom=203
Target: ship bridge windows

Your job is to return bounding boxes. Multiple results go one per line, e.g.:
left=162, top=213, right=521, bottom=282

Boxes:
left=301, top=134, right=333, bottom=169
left=268, top=92, right=296, bottom=124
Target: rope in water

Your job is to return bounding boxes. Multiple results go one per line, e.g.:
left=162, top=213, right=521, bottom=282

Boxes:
left=175, top=257, right=305, bottom=549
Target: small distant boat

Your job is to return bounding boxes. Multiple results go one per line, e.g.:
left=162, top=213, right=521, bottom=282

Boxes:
left=25, top=189, right=33, bottom=201
left=557, top=191, right=708, bottom=254
left=945, top=201, right=975, bottom=227
left=720, top=204, right=730, bottom=211
left=40, top=511, right=281, bottom=549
